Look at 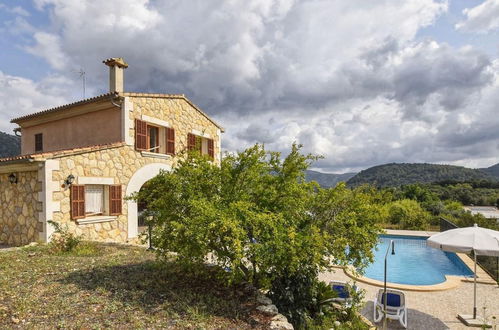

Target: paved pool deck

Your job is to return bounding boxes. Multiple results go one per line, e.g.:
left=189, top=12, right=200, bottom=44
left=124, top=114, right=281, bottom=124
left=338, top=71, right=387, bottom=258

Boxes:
left=320, top=269, right=499, bottom=329
left=320, top=229, right=499, bottom=329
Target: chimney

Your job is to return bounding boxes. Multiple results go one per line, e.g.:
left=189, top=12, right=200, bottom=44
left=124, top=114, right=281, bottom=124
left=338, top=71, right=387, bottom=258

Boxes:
left=103, top=57, right=128, bottom=93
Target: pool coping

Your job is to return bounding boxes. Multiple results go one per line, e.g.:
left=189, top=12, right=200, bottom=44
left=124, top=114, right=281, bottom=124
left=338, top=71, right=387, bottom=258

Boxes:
left=340, top=230, right=497, bottom=292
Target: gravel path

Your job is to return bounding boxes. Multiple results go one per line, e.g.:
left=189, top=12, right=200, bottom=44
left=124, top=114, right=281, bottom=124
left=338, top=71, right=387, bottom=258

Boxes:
left=320, top=269, right=499, bottom=330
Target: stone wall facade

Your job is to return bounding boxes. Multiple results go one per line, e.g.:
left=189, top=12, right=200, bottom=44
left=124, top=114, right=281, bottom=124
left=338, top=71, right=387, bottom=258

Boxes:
left=52, top=145, right=172, bottom=242
left=0, top=171, right=41, bottom=245
left=128, top=95, right=222, bottom=163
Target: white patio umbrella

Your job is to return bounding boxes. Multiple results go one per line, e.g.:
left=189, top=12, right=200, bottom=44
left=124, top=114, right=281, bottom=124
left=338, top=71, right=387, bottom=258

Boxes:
left=427, top=224, right=499, bottom=322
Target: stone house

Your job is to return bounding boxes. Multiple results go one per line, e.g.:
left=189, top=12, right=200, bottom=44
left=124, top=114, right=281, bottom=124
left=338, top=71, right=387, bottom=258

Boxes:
left=0, top=58, right=223, bottom=246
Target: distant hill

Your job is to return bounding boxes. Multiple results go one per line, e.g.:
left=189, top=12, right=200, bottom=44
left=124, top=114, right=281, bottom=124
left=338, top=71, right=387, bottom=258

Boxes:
left=480, top=163, right=499, bottom=180
left=305, top=170, right=356, bottom=187
left=0, top=131, right=20, bottom=158
left=346, top=163, right=497, bottom=188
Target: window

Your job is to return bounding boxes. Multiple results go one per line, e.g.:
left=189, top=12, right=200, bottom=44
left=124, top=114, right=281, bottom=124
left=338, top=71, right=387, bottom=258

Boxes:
left=188, top=133, right=214, bottom=159
left=135, top=119, right=175, bottom=155
left=35, top=133, right=43, bottom=152
left=85, top=185, right=104, bottom=216
left=71, top=184, right=122, bottom=220
left=147, top=125, right=159, bottom=153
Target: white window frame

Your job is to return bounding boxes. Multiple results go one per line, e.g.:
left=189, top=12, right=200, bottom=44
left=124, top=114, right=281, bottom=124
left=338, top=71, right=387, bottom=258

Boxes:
left=140, top=115, right=173, bottom=156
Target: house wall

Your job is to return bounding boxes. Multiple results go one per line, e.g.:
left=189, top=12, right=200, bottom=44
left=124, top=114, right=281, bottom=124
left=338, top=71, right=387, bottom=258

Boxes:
left=48, top=96, right=221, bottom=242
left=21, top=107, right=122, bottom=155
left=128, top=96, right=222, bottom=164
left=51, top=145, right=174, bottom=242
left=19, top=97, right=220, bottom=242
left=0, top=171, right=42, bottom=246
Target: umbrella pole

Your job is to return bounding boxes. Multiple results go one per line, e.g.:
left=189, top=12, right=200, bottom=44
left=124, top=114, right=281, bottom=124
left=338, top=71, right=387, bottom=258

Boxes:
left=473, top=253, right=477, bottom=320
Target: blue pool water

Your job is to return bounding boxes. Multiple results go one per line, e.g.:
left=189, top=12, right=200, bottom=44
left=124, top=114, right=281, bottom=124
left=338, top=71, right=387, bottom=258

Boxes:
left=363, top=235, right=474, bottom=285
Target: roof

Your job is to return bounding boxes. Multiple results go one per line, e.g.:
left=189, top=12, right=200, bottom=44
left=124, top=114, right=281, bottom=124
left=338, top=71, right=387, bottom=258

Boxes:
left=11, top=92, right=117, bottom=123
left=11, top=92, right=224, bottom=131
left=121, top=92, right=224, bottom=131
left=0, top=142, right=125, bottom=164
left=463, top=206, right=499, bottom=219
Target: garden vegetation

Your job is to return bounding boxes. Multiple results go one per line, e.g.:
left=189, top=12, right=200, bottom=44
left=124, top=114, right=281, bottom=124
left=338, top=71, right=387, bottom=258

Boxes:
left=135, top=144, right=383, bottom=327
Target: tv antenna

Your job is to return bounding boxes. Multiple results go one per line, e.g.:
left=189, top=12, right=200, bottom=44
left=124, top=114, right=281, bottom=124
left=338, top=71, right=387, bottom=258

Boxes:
left=72, top=68, right=86, bottom=98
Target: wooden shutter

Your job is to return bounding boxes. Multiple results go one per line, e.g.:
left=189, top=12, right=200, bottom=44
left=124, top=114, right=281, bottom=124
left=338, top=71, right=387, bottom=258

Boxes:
left=166, top=127, right=175, bottom=155
left=109, top=185, right=122, bottom=216
left=187, top=133, right=196, bottom=151
left=207, top=138, right=214, bottom=159
left=135, top=119, right=147, bottom=151
left=71, top=185, right=85, bottom=220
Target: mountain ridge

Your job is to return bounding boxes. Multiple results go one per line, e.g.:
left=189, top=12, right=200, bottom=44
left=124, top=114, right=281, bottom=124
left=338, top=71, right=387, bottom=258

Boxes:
left=305, top=170, right=356, bottom=187
left=346, top=162, right=498, bottom=188
left=0, top=131, right=21, bottom=158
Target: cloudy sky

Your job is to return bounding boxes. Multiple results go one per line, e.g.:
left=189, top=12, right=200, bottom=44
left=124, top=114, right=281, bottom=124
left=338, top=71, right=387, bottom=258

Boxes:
left=1, top=0, right=499, bottom=173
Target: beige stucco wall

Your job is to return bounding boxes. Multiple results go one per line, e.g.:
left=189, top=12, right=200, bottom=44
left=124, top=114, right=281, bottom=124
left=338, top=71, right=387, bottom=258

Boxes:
left=48, top=95, right=221, bottom=242
left=21, top=107, right=122, bottom=155
left=0, top=171, right=41, bottom=246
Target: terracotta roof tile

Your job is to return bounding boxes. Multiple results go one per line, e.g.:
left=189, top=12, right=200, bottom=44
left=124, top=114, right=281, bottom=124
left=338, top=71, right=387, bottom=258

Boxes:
left=0, top=142, right=126, bottom=164
left=10, top=92, right=118, bottom=123
left=0, top=154, right=36, bottom=163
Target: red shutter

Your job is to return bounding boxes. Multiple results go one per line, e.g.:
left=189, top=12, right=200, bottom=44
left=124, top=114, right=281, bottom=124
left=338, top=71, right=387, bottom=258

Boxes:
left=187, top=133, right=196, bottom=151
left=109, top=185, right=122, bottom=216
left=208, top=138, right=214, bottom=159
left=166, top=127, right=175, bottom=155
left=135, top=119, right=147, bottom=151
left=71, top=185, right=85, bottom=220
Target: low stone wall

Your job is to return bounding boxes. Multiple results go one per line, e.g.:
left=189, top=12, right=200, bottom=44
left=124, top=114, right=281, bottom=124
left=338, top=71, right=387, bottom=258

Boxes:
left=253, top=291, right=294, bottom=329
left=0, top=171, right=41, bottom=246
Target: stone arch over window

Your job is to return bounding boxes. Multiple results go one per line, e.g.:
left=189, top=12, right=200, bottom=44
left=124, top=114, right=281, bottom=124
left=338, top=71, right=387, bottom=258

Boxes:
left=126, top=163, right=171, bottom=238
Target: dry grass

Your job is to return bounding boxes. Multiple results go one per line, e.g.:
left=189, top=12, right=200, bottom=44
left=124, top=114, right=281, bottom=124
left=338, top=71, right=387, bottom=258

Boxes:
left=0, top=243, right=268, bottom=329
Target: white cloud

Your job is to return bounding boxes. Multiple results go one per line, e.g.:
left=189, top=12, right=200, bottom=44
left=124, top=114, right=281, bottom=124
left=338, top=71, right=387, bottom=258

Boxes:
left=5, top=0, right=499, bottom=171
left=26, top=32, right=68, bottom=70
left=0, top=71, right=73, bottom=132
left=456, top=0, right=499, bottom=33
left=0, top=4, right=30, bottom=17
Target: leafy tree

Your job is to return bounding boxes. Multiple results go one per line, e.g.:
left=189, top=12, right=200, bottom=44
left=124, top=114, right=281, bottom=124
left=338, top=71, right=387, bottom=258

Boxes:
left=135, top=144, right=382, bottom=326
left=386, top=199, right=431, bottom=230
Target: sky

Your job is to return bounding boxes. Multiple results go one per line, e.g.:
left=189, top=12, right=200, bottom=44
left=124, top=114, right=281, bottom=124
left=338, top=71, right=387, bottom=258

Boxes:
left=1, top=0, right=499, bottom=173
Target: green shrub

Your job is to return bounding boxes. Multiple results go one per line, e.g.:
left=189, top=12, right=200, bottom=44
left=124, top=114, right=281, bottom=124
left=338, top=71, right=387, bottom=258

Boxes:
left=386, top=199, right=431, bottom=230
left=48, top=220, right=82, bottom=253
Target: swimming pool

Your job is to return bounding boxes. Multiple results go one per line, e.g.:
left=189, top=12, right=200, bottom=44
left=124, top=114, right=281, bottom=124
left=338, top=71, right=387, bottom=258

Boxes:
left=363, top=235, right=474, bottom=285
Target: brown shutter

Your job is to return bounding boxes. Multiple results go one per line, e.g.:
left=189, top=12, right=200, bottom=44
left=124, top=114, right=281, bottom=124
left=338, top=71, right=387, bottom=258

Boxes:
left=109, top=185, right=122, bottom=216
left=135, top=119, right=147, bottom=151
left=71, top=185, right=85, bottom=219
left=187, top=133, right=196, bottom=151
left=208, top=138, right=214, bottom=159
left=166, top=127, right=175, bottom=155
